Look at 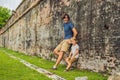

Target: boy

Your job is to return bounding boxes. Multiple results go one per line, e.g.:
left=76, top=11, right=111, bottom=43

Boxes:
left=64, top=38, right=79, bottom=71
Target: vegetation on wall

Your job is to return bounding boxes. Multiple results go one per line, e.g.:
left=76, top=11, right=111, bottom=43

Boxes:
left=0, top=6, right=11, bottom=29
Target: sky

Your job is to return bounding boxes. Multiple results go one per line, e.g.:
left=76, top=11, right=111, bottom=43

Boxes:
left=0, top=0, right=22, bottom=10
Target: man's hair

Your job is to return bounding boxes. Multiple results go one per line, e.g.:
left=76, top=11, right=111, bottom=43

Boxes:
left=62, top=14, right=70, bottom=20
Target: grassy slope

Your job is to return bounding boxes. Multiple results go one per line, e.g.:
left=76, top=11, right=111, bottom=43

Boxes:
left=0, top=47, right=108, bottom=80
left=0, top=49, right=51, bottom=80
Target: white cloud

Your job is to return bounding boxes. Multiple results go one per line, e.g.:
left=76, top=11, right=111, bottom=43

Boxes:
left=0, top=0, right=22, bottom=10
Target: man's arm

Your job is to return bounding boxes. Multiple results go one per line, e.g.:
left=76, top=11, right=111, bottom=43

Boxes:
left=72, top=27, right=78, bottom=39
left=62, top=30, right=64, bottom=39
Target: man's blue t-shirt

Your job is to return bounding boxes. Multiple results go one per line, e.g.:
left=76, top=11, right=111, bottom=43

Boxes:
left=63, top=21, right=74, bottom=39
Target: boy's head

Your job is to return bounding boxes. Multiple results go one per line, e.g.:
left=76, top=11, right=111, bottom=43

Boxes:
left=70, top=38, right=78, bottom=45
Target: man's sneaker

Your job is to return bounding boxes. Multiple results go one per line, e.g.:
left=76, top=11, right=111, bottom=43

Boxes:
left=52, top=66, right=57, bottom=70
left=52, top=67, right=57, bottom=70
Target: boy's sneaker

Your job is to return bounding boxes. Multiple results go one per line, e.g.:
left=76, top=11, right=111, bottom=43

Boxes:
left=70, top=67, right=74, bottom=70
left=63, top=69, right=69, bottom=72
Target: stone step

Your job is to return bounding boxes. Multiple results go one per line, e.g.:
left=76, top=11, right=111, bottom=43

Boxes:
left=108, top=72, right=120, bottom=80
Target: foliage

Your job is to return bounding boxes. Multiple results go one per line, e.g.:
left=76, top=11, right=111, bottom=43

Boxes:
left=0, top=6, right=11, bottom=29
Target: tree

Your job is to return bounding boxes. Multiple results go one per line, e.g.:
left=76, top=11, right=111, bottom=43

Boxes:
left=0, top=6, right=11, bottom=29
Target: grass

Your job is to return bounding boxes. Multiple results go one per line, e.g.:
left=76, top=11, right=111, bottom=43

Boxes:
left=0, top=48, right=52, bottom=80
left=0, top=47, right=108, bottom=80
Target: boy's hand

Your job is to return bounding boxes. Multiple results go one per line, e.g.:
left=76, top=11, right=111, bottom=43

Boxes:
left=68, top=57, right=70, bottom=60
left=68, top=56, right=71, bottom=59
left=66, top=57, right=70, bottom=61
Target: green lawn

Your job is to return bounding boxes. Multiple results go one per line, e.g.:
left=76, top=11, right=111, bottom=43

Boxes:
left=0, top=48, right=51, bottom=80
left=0, top=47, right=108, bottom=80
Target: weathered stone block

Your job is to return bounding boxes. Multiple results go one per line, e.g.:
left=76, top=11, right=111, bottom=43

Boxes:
left=75, top=76, right=88, bottom=80
left=108, top=73, right=120, bottom=80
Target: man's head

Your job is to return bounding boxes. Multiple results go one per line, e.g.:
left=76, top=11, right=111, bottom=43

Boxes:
left=62, top=14, right=70, bottom=23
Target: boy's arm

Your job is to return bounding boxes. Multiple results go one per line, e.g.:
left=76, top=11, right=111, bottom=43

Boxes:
left=68, top=51, right=72, bottom=58
left=73, top=49, right=79, bottom=58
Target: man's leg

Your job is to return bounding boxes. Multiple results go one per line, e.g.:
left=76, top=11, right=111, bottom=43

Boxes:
left=53, top=49, right=59, bottom=56
left=53, top=40, right=69, bottom=69
left=53, top=40, right=64, bottom=56
left=53, top=51, right=64, bottom=69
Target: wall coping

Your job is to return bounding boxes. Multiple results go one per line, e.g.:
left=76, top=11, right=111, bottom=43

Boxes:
left=0, top=0, right=42, bottom=35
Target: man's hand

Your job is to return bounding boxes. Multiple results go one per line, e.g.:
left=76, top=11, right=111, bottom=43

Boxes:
left=71, top=37, right=76, bottom=40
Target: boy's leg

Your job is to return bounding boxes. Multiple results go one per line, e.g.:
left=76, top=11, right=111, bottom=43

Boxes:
left=66, top=57, right=76, bottom=70
left=65, top=57, right=70, bottom=64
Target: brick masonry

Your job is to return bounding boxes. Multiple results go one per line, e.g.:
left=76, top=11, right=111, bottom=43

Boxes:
left=0, top=0, right=119, bottom=74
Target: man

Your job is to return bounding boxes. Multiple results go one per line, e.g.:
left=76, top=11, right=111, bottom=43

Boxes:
left=53, top=14, right=78, bottom=70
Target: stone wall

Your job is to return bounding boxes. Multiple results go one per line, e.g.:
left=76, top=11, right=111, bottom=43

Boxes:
left=0, top=0, right=119, bottom=74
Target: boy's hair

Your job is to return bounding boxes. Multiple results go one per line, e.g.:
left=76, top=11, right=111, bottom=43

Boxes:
left=62, top=13, right=70, bottom=20
left=74, top=39, right=78, bottom=42
left=71, top=38, right=78, bottom=43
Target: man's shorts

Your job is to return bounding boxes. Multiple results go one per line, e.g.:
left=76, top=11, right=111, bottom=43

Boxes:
left=54, top=40, right=70, bottom=53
